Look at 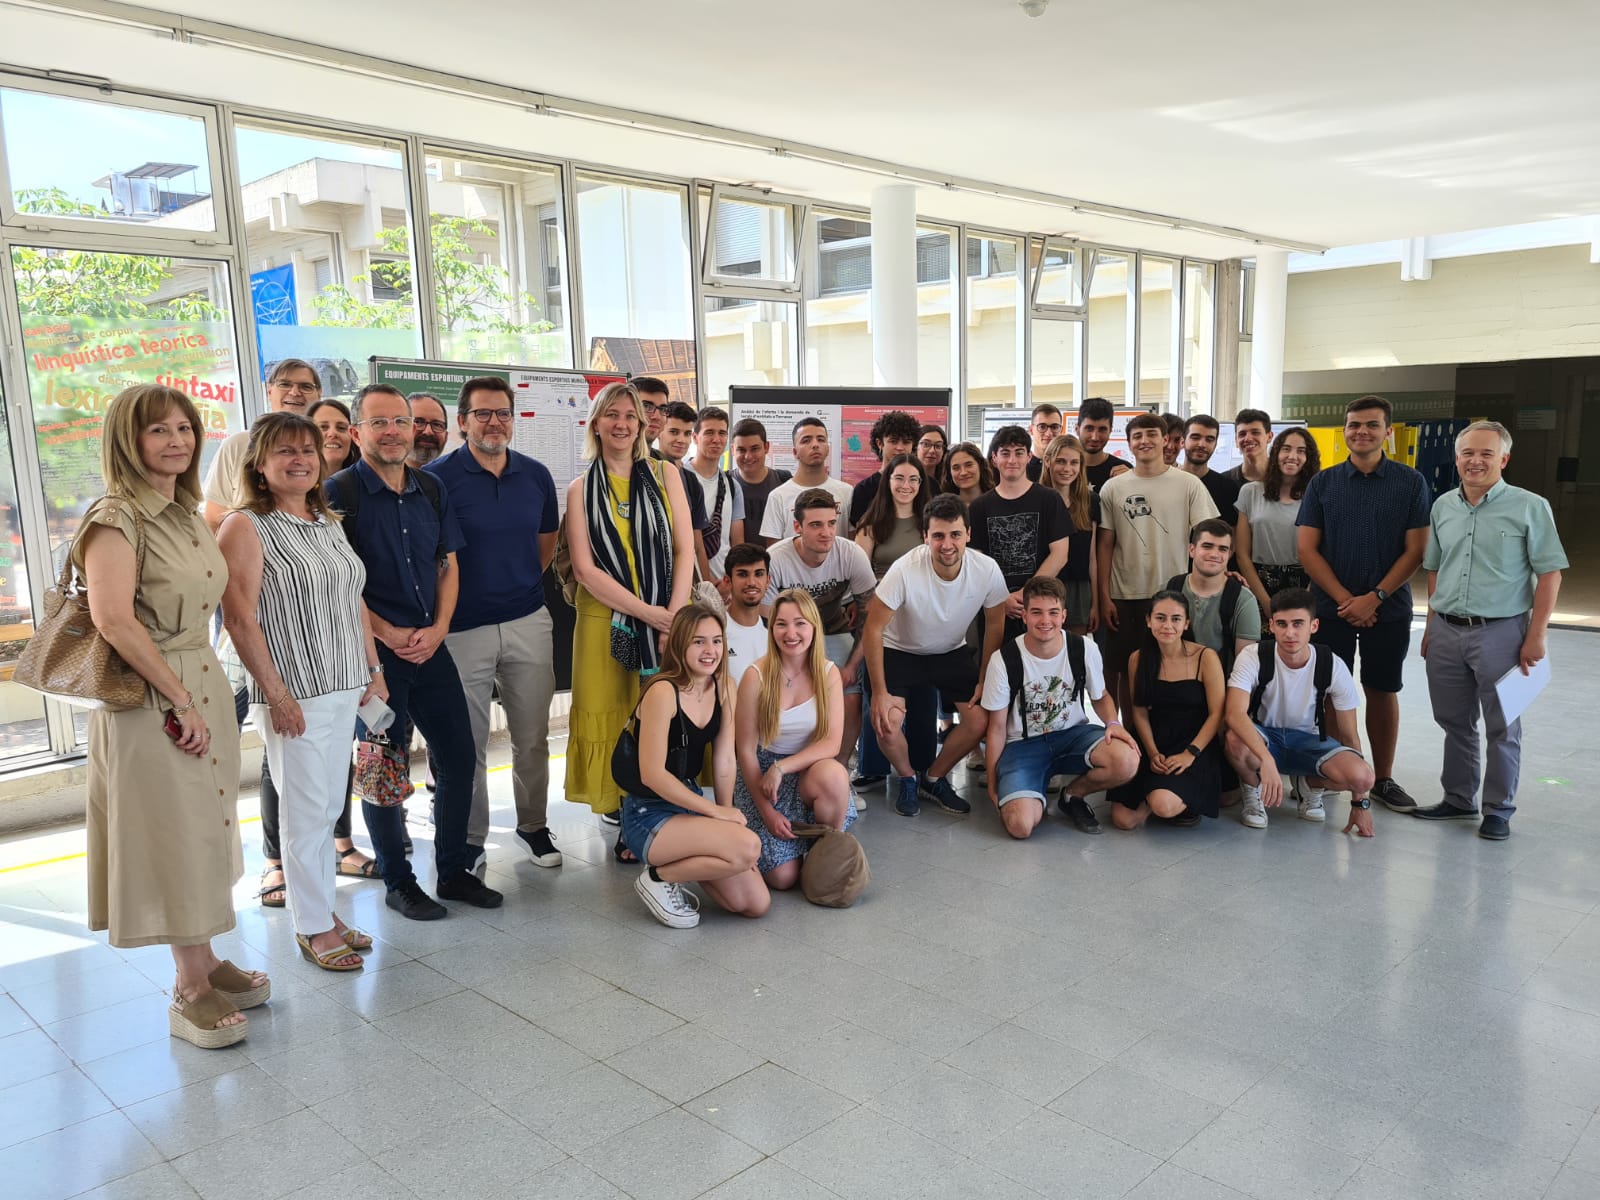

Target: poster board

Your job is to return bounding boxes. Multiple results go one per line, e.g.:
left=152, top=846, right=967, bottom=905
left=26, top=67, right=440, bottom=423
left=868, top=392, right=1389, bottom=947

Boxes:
left=727, top=386, right=953, bottom=484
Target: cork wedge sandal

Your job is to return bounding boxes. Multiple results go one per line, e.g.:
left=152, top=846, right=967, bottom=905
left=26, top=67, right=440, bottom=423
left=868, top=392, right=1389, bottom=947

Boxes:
left=169, top=987, right=248, bottom=1050
left=296, top=932, right=364, bottom=972
left=208, top=960, right=271, bottom=1010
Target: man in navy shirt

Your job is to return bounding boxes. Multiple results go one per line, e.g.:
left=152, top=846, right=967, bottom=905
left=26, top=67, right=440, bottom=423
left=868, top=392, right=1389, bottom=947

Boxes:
left=1296, top=395, right=1431, bottom=813
left=427, top=377, right=563, bottom=871
left=330, top=385, right=502, bottom=920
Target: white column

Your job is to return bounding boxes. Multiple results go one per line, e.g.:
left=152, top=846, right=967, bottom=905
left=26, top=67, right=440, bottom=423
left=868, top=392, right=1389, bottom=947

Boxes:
left=1248, top=249, right=1288, bottom=417
left=869, top=185, right=918, bottom=387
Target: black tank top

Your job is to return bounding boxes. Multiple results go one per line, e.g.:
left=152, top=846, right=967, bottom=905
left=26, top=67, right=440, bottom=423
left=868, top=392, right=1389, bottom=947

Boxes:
left=639, top=679, right=721, bottom=799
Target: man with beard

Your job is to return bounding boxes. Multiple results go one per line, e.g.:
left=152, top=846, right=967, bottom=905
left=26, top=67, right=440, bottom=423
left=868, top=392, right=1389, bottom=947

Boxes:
left=1181, top=414, right=1241, bottom=526
left=722, top=543, right=771, bottom=688
left=406, top=393, right=450, bottom=468
left=1076, top=397, right=1131, bottom=493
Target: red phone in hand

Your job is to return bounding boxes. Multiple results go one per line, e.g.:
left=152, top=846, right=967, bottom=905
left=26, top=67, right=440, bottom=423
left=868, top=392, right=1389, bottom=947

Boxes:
left=164, top=711, right=183, bottom=741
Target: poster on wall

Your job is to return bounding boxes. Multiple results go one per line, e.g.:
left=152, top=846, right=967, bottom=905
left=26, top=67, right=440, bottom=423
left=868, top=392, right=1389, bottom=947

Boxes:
left=728, top=386, right=953, bottom=484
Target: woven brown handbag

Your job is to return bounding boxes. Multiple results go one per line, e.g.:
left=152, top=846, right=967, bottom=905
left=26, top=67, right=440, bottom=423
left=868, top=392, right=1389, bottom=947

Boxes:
left=14, top=506, right=147, bottom=710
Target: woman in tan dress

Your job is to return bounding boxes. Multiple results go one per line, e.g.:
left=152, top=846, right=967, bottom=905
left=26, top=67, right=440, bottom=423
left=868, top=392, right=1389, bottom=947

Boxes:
left=78, top=384, right=267, bottom=1049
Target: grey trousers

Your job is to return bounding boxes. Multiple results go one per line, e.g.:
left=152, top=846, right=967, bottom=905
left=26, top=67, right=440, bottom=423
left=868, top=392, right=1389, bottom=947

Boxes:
left=446, top=607, right=556, bottom=845
left=1424, top=612, right=1527, bottom=818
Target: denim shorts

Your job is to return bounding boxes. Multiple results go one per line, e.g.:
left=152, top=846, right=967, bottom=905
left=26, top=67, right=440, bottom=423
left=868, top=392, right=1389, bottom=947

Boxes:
left=1254, top=725, right=1363, bottom=777
left=619, top=786, right=707, bottom=863
left=994, top=724, right=1106, bottom=807
left=823, top=632, right=863, bottom=696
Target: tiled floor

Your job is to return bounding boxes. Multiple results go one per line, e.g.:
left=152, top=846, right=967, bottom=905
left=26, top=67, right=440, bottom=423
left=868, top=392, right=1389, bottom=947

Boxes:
left=3, top=623, right=1600, bottom=1200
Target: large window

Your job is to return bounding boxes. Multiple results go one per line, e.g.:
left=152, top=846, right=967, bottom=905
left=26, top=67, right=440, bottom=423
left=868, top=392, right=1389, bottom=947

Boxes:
left=0, top=371, right=47, bottom=761
left=965, top=233, right=1023, bottom=429
left=806, top=212, right=872, bottom=386
left=1086, top=248, right=1133, bottom=404
left=425, top=149, right=571, bottom=368
left=1183, top=260, right=1217, bottom=414
left=235, top=122, right=421, bottom=397
left=1139, top=255, right=1179, bottom=408
left=916, top=225, right=958, bottom=392
left=576, top=173, right=697, bottom=406
left=702, top=298, right=797, bottom=405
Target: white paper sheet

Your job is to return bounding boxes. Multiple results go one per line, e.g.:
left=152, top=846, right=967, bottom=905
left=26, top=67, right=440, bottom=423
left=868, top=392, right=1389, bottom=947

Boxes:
left=1494, top=656, right=1551, bottom=724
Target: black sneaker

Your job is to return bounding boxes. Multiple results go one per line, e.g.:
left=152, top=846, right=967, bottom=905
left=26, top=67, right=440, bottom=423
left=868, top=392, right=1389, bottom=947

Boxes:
left=385, top=882, right=447, bottom=921
left=918, top=773, right=972, bottom=815
left=1478, top=815, right=1511, bottom=841
left=518, top=828, right=563, bottom=868
left=1152, top=810, right=1202, bottom=828
left=1412, top=801, right=1478, bottom=820
left=1371, top=778, right=1417, bottom=812
left=437, top=872, right=504, bottom=908
left=894, top=775, right=920, bottom=817
left=1059, top=792, right=1103, bottom=834
left=599, top=811, right=621, bottom=827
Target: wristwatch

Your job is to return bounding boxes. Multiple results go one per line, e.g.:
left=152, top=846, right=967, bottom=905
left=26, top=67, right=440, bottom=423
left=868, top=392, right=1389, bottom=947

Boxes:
left=1373, top=588, right=1389, bottom=602
left=1351, top=796, right=1372, bottom=810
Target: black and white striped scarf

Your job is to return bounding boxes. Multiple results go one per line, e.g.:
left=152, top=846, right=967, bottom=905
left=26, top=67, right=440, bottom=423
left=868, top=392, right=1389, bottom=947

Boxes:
left=585, top=457, right=674, bottom=675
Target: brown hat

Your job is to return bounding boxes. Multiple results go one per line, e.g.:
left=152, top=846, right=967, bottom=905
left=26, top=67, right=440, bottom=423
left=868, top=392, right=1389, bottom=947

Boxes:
left=791, top=824, right=870, bottom=908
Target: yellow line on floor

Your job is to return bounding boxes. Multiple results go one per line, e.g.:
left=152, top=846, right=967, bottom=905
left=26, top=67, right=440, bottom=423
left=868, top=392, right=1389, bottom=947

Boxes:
left=0, top=755, right=567, bottom=875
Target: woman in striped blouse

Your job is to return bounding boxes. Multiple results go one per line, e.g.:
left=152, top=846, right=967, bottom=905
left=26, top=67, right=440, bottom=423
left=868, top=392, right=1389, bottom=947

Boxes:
left=220, top=413, right=388, bottom=972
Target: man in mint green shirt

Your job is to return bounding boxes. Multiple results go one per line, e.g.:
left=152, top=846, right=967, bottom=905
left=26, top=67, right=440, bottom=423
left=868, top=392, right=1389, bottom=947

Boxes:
left=1417, top=421, right=1566, bottom=840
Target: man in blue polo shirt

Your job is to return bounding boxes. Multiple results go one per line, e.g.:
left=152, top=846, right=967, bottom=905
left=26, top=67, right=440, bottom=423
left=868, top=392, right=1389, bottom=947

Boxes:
left=330, top=384, right=502, bottom=920
left=427, top=376, right=563, bottom=871
left=1296, top=395, right=1431, bottom=814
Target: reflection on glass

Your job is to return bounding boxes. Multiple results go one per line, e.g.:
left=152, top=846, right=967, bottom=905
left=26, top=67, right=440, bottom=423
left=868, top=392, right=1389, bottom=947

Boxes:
left=965, top=235, right=1022, bottom=420
left=709, top=195, right=799, bottom=284
left=702, top=299, right=797, bottom=404
left=1087, top=249, right=1133, bottom=404
left=917, top=226, right=957, bottom=390
left=426, top=151, right=571, bottom=368
left=1032, top=320, right=1080, bottom=411
left=1183, top=261, right=1217, bottom=414
left=235, top=123, right=421, bottom=395
left=807, top=213, right=872, bottom=386
left=1139, top=256, right=1178, bottom=408
left=0, top=88, right=216, bottom=232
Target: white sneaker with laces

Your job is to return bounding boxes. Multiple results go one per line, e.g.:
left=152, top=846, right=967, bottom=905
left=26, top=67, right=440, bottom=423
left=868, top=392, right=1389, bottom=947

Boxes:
left=1241, top=785, right=1268, bottom=829
left=1298, top=788, right=1327, bottom=823
left=635, top=869, right=701, bottom=928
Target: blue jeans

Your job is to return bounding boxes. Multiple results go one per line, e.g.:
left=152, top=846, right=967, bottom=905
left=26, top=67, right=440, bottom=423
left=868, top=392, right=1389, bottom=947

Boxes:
left=1254, top=724, right=1362, bottom=777
left=362, top=641, right=476, bottom=891
left=994, top=724, right=1106, bottom=806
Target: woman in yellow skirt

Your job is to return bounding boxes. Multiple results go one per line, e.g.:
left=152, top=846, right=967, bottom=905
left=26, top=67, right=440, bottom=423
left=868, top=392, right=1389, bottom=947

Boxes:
left=563, top=382, right=692, bottom=858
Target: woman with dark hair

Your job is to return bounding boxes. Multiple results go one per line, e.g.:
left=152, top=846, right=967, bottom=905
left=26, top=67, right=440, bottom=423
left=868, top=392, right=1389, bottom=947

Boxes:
left=1042, top=433, right=1100, bottom=635
left=916, top=424, right=948, bottom=491
left=854, top=454, right=930, bottom=581
left=309, top=398, right=359, bottom=473
left=621, top=603, right=769, bottom=928
left=943, top=441, right=994, bottom=506
left=1236, top=427, right=1322, bottom=614
left=1110, top=591, right=1225, bottom=830
left=75, top=384, right=266, bottom=1047
left=565, top=381, right=694, bottom=856
left=220, top=412, right=388, bottom=972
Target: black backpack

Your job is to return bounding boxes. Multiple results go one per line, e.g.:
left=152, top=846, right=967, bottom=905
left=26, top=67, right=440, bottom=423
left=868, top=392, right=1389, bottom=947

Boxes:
left=1247, top=641, right=1334, bottom=738
left=1166, top=572, right=1245, bottom=675
left=331, top=466, right=447, bottom=568
left=1000, top=633, right=1087, bottom=732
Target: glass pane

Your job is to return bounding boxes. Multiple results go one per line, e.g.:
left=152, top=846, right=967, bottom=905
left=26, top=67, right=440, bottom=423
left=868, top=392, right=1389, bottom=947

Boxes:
left=806, top=213, right=872, bottom=386
left=1033, top=240, right=1082, bottom=308
left=1139, top=256, right=1178, bottom=409
left=576, top=174, right=697, bottom=406
left=11, top=246, right=243, bottom=560
left=702, top=298, right=797, bottom=405
left=235, top=123, right=421, bottom=397
left=965, top=234, right=1022, bottom=435
left=709, top=194, right=797, bottom=284
left=426, top=150, right=571, bottom=368
left=1086, top=249, right=1132, bottom=404
left=1031, top=319, right=1079, bottom=412
left=917, top=226, right=956, bottom=391
left=1, top=88, right=217, bottom=233
left=1183, top=261, right=1217, bottom=414
left=0, top=370, right=49, bottom=760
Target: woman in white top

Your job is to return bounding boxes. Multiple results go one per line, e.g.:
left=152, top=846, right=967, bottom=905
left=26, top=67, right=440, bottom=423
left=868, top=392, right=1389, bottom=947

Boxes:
left=220, top=413, right=387, bottom=972
left=1235, top=427, right=1322, bottom=615
left=733, top=588, right=855, bottom=889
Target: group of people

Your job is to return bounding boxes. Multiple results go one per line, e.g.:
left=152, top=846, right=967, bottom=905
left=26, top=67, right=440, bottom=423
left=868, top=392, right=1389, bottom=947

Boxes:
left=70, top=375, right=1565, bottom=1050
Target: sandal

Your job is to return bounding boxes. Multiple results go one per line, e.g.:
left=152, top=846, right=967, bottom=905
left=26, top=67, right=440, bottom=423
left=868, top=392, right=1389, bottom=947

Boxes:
left=612, top=834, right=638, bottom=864
left=207, top=960, right=271, bottom=1010
left=169, top=986, right=248, bottom=1049
left=335, top=848, right=379, bottom=878
left=331, top=916, right=372, bottom=951
left=258, top=863, right=286, bottom=909
left=295, top=932, right=364, bottom=972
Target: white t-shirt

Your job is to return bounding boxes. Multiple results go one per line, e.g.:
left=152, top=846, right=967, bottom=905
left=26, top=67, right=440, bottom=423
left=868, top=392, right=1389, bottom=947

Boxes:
left=982, top=634, right=1107, bottom=743
left=203, top=430, right=250, bottom=510
left=758, top=477, right=855, bottom=541
left=876, top=545, right=1009, bottom=655
left=682, top=459, right=746, bottom=579
left=724, top=614, right=767, bottom=688
left=764, top=537, right=877, bottom=636
left=1228, top=641, right=1358, bottom=735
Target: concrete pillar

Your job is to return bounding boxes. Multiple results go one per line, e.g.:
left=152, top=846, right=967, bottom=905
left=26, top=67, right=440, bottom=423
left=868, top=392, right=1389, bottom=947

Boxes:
left=1249, top=249, right=1288, bottom=417
left=869, top=184, right=918, bottom=387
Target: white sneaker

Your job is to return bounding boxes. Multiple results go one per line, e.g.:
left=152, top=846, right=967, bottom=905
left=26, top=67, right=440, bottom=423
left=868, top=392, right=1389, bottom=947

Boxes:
left=1241, top=786, right=1268, bottom=829
left=635, top=870, right=700, bottom=929
left=1298, top=788, right=1327, bottom=823
left=851, top=787, right=867, bottom=813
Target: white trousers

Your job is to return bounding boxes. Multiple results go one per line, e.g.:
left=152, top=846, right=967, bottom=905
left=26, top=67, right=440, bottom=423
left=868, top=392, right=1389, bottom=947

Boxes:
left=254, top=687, right=363, bottom=935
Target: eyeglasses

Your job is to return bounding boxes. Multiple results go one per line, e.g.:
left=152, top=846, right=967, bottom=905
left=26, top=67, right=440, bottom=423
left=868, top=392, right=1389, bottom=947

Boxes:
left=358, top=416, right=413, bottom=431
left=271, top=381, right=321, bottom=395
left=465, top=409, right=513, bottom=425
left=916, top=440, right=945, bottom=451
left=640, top=400, right=661, bottom=416
left=412, top=418, right=450, bottom=433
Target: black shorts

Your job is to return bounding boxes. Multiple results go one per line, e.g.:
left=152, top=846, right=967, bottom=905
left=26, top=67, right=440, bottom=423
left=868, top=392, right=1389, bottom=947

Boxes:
left=1103, top=598, right=1153, bottom=676
left=1313, top=614, right=1410, bottom=694
left=884, top=646, right=980, bottom=702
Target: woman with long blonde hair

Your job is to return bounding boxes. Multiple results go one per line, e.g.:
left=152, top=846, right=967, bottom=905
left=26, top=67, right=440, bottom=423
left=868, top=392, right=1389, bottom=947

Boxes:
left=619, top=603, right=768, bottom=928
left=733, top=588, right=855, bottom=889
left=1042, top=433, right=1100, bottom=635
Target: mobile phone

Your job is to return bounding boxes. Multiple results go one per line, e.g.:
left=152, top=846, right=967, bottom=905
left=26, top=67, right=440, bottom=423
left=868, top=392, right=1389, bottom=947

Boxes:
left=163, top=710, right=183, bottom=741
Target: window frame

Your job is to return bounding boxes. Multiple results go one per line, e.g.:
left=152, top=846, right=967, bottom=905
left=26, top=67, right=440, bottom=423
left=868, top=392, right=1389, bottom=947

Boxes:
left=1027, top=234, right=1094, bottom=320
left=700, top=182, right=812, bottom=298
